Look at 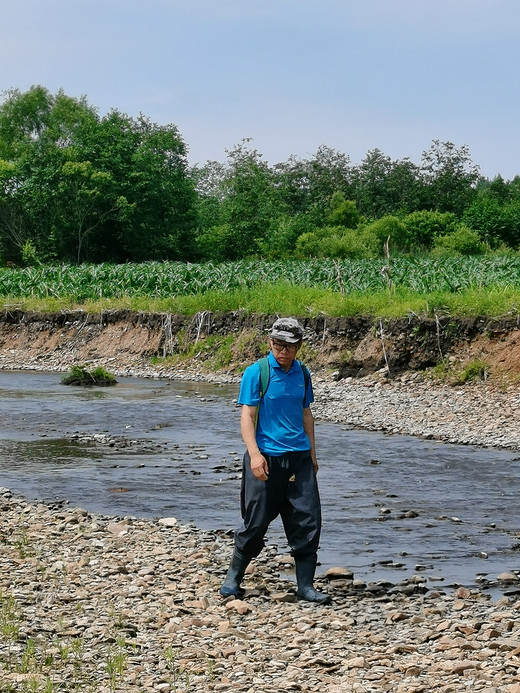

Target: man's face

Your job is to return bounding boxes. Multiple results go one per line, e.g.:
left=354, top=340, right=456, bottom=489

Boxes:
left=270, top=338, right=301, bottom=369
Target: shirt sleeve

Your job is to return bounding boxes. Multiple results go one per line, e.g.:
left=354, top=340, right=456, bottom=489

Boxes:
left=238, top=362, right=262, bottom=406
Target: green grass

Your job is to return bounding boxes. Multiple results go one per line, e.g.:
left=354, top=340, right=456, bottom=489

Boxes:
left=4, top=284, right=520, bottom=319
left=61, top=365, right=118, bottom=386
left=428, top=358, right=491, bottom=385
left=1, top=257, right=520, bottom=318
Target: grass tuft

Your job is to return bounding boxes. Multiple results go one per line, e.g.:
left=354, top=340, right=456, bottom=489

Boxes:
left=61, top=365, right=118, bottom=386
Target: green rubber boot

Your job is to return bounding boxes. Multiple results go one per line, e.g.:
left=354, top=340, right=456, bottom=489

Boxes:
left=295, top=554, right=331, bottom=605
left=220, top=549, right=251, bottom=598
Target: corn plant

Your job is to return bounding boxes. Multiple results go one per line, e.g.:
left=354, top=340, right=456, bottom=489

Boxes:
left=0, top=257, right=519, bottom=301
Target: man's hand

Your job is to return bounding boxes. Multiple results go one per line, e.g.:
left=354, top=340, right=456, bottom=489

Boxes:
left=311, top=456, right=319, bottom=473
left=250, top=451, right=269, bottom=480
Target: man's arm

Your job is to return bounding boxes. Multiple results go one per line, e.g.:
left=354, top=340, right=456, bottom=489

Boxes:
left=240, top=405, right=269, bottom=481
left=303, top=406, right=318, bottom=473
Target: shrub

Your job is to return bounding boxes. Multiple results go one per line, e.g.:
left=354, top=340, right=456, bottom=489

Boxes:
left=457, top=359, right=489, bottom=383
left=462, top=196, right=504, bottom=248
left=21, top=240, right=39, bottom=267
left=328, top=193, right=360, bottom=229
left=295, top=226, right=373, bottom=259
left=195, top=224, right=234, bottom=262
left=363, top=216, right=409, bottom=254
left=260, top=213, right=315, bottom=258
left=322, top=230, right=373, bottom=259
left=432, top=225, right=487, bottom=256
left=402, top=211, right=458, bottom=251
left=295, top=231, right=323, bottom=257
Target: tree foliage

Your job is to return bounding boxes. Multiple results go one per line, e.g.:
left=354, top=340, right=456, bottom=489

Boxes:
left=420, top=140, right=480, bottom=215
left=1, top=86, right=519, bottom=266
left=0, top=86, right=195, bottom=264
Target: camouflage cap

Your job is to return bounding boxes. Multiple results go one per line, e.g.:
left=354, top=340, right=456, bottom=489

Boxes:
left=269, top=317, right=304, bottom=343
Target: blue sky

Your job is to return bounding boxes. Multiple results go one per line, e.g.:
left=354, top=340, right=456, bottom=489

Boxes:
left=2, top=0, right=520, bottom=179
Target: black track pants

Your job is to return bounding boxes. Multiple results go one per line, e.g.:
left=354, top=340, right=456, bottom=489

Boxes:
left=234, top=450, right=322, bottom=559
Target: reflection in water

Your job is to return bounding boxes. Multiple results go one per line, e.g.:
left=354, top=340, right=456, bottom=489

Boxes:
left=0, top=369, right=519, bottom=591
left=2, top=438, right=98, bottom=465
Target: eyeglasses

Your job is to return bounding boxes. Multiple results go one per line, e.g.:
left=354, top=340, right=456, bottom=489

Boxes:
left=271, top=340, right=298, bottom=353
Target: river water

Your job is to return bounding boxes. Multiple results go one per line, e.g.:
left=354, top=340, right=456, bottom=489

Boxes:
left=1, top=370, right=519, bottom=593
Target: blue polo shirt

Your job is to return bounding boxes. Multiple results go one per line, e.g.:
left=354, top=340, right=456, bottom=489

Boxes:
left=238, top=351, right=314, bottom=456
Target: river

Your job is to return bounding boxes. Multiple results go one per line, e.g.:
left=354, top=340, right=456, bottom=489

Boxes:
left=1, top=370, right=519, bottom=593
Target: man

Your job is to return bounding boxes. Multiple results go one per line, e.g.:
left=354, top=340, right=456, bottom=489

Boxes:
left=220, top=317, right=330, bottom=605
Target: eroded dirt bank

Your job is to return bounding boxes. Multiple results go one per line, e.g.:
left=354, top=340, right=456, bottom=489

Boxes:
left=1, top=308, right=520, bottom=379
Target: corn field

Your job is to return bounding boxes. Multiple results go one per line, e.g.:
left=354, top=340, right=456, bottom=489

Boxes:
left=0, top=257, right=519, bottom=300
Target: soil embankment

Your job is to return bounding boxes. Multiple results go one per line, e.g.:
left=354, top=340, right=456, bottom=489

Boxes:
left=1, top=308, right=520, bottom=379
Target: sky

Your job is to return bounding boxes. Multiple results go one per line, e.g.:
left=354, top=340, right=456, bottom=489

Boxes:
left=2, top=0, right=520, bottom=180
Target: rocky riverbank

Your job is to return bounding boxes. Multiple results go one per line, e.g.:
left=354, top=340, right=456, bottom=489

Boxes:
left=311, top=371, right=520, bottom=452
left=2, top=487, right=520, bottom=692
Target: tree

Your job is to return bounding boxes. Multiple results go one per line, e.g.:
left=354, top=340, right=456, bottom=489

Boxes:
left=350, top=149, right=393, bottom=219
left=273, top=146, right=352, bottom=225
left=485, top=174, right=511, bottom=204
left=383, top=158, right=425, bottom=215
left=56, top=161, right=130, bottom=263
left=0, top=87, right=197, bottom=263
left=115, top=114, right=197, bottom=261
left=0, top=85, right=56, bottom=159
left=191, top=159, right=227, bottom=237
left=349, top=150, right=425, bottom=219
left=420, top=140, right=480, bottom=216
left=0, top=158, right=27, bottom=262
left=193, top=140, right=279, bottom=260
left=0, top=86, right=101, bottom=262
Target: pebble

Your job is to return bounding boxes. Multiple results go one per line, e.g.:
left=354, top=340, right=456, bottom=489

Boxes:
left=311, top=374, right=520, bottom=452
